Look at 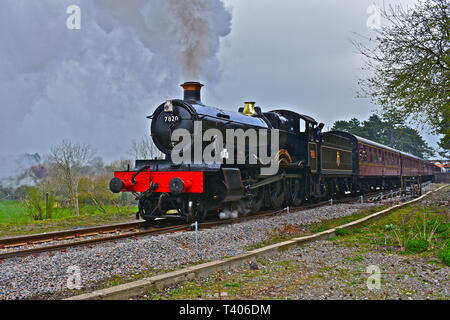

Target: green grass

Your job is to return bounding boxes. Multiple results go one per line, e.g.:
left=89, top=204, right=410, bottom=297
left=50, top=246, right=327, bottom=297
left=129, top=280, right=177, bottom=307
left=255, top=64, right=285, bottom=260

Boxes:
left=0, top=200, right=30, bottom=224
left=244, top=205, right=389, bottom=251
left=246, top=188, right=449, bottom=265
left=334, top=201, right=449, bottom=265
left=438, top=247, right=450, bottom=266
left=310, top=205, right=389, bottom=234
left=0, top=200, right=138, bottom=237
left=0, top=200, right=92, bottom=224
left=143, top=260, right=296, bottom=300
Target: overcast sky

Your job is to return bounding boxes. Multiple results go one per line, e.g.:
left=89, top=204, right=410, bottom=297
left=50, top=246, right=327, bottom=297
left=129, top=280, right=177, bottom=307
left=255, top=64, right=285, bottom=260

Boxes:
left=0, top=0, right=439, bottom=179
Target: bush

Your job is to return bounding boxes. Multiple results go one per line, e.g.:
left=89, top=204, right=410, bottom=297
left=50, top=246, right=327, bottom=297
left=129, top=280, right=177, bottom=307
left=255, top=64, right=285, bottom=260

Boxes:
left=442, top=238, right=450, bottom=248
left=335, top=228, right=350, bottom=236
left=436, top=223, right=449, bottom=235
left=438, top=247, right=450, bottom=266
left=24, top=187, right=44, bottom=220
left=406, top=239, right=429, bottom=253
left=438, top=229, right=449, bottom=240
left=24, top=187, right=55, bottom=221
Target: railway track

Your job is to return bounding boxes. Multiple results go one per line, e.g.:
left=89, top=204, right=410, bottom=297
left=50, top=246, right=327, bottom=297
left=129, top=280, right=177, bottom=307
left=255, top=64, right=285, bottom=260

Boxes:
left=0, top=186, right=421, bottom=260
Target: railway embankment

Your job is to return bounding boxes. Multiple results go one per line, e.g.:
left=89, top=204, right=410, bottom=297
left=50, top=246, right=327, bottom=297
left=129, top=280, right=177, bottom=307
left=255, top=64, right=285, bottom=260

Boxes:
left=136, top=184, right=449, bottom=300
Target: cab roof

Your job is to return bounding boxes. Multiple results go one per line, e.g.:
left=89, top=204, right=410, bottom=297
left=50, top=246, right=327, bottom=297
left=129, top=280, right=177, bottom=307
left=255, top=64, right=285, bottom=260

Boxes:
left=270, top=109, right=317, bottom=125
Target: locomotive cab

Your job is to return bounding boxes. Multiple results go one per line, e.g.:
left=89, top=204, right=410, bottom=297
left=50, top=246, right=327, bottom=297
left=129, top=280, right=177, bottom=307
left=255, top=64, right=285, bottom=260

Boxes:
left=268, top=110, right=317, bottom=166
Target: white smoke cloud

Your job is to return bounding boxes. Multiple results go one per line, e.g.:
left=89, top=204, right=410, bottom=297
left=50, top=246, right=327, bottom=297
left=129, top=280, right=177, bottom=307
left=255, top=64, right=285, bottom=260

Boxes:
left=0, top=0, right=231, bottom=179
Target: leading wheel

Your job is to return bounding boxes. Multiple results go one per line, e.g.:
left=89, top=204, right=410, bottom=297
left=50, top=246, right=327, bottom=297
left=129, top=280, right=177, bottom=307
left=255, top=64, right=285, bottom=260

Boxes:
left=138, top=197, right=157, bottom=222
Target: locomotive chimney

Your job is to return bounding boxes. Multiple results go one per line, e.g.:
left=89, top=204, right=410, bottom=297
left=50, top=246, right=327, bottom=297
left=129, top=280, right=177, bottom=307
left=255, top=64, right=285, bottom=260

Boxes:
left=181, top=81, right=204, bottom=103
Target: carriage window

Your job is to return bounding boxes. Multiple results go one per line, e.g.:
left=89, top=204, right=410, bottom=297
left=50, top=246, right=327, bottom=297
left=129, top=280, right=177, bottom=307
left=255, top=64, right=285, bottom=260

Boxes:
left=360, top=145, right=367, bottom=162
left=299, top=119, right=306, bottom=133
left=369, top=148, right=373, bottom=162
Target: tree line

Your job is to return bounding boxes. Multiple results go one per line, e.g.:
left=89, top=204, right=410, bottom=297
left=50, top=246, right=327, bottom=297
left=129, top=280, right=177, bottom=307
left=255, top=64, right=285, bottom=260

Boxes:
left=331, top=113, right=434, bottom=159
left=353, top=0, right=449, bottom=158
left=0, top=136, right=163, bottom=220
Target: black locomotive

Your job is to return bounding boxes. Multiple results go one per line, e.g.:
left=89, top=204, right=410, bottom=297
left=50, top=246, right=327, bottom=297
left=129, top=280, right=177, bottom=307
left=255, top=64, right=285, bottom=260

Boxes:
left=110, top=82, right=439, bottom=222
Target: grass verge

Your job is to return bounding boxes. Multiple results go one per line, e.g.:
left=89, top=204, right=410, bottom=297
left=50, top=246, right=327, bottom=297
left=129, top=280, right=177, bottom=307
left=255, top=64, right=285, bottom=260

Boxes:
left=0, top=200, right=137, bottom=237
left=245, top=204, right=389, bottom=251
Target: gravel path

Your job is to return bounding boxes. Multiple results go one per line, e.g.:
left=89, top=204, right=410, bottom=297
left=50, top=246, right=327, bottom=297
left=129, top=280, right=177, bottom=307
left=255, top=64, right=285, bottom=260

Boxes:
left=285, top=241, right=449, bottom=300
left=154, top=240, right=448, bottom=300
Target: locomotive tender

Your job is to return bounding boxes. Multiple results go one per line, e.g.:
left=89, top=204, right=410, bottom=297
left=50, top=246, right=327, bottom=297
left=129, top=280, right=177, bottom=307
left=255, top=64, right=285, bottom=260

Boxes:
left=110, top=82, right=440, bottom=222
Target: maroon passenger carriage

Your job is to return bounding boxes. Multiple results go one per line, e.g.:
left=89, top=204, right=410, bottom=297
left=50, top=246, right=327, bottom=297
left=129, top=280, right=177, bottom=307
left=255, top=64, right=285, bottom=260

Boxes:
left=329, top=132, right=440, bottom=192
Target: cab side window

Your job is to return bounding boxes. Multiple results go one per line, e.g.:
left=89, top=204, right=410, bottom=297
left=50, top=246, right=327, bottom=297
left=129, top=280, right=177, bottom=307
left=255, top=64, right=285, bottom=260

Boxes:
left=299, top=119, right=306, bottom=133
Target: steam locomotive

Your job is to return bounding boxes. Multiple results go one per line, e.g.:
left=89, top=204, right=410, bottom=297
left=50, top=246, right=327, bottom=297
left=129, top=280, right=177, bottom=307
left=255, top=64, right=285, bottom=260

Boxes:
left=110, top=82, right=440, bottom=222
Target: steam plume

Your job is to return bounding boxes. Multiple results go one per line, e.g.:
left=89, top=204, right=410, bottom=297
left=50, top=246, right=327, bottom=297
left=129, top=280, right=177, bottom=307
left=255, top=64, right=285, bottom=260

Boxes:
left=0, top=0, right=232, bottom=179
left=97, top=0, right=231, bottom=79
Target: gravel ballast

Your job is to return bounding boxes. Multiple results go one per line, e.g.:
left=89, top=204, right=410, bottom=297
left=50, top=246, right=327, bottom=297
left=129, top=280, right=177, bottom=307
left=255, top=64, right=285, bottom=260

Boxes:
left=0, top=202, right=376, bottom=299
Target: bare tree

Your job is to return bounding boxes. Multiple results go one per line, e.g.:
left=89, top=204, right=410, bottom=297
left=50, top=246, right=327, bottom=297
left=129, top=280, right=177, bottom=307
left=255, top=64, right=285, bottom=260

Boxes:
left=130, top=135, right=165, bottom=160
left=106, top=159, right=133, bottom=173
left=49, top=140, right=94, bottom=216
